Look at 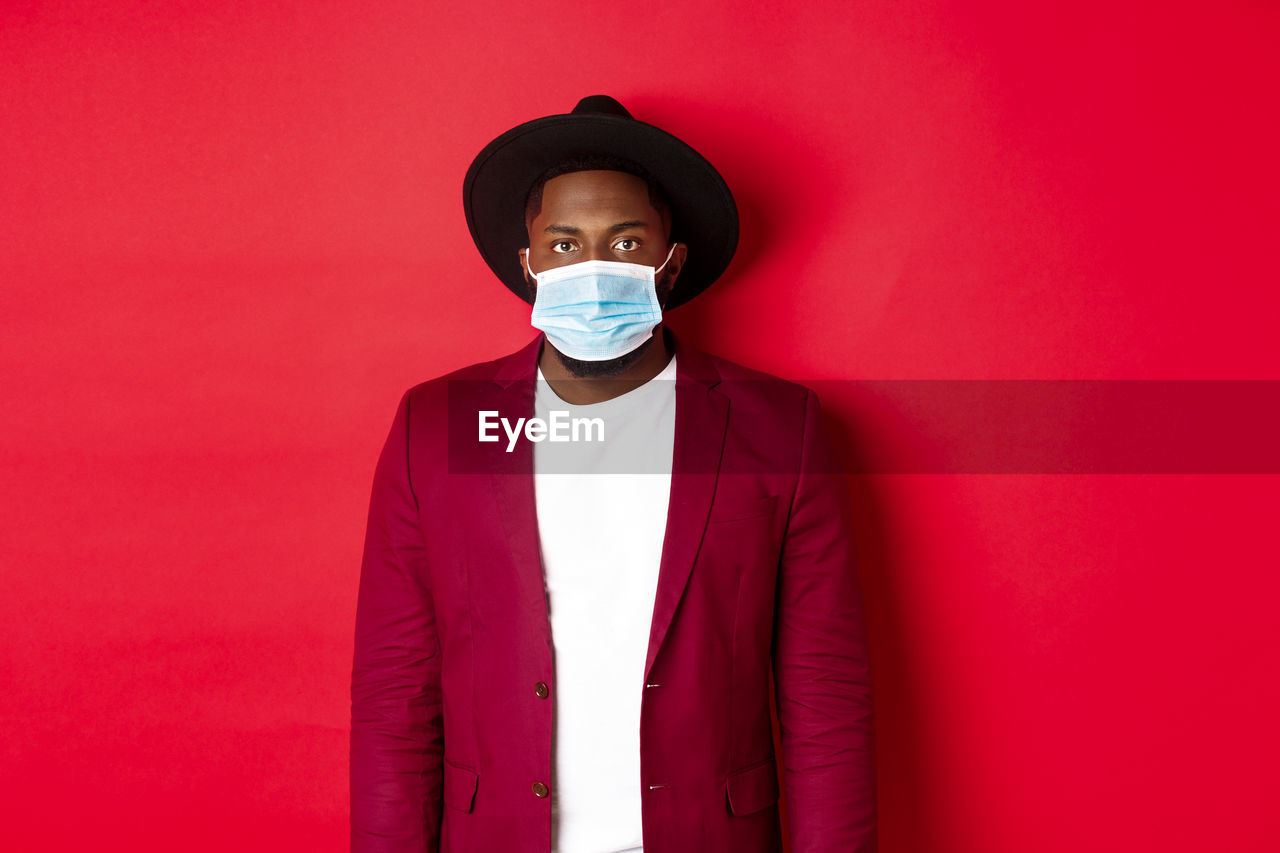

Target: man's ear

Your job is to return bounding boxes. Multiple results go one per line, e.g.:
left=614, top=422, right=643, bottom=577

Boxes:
left=662, top=242, right=688, bottom=291
left=519, top=248, right=534, bottom=287
left=519, top=248, right=539, bottom=302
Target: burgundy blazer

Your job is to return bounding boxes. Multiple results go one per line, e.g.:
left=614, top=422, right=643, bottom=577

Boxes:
left=350, top=330, right=876, bottom=852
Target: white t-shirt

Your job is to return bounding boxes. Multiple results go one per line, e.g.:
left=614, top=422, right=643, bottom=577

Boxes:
left=533, top=353, right=677, bottom=853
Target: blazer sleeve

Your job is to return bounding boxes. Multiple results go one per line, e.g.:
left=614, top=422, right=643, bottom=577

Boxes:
left=772, top=388, right=878, bottom=851
left=350, top=390, right=445, bottom=852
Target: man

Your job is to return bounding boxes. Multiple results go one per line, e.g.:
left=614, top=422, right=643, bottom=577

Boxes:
left=350, top=95, right=876, bottom=852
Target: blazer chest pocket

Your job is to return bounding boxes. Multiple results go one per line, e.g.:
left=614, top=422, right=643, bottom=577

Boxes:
left=725, top=758, right=780, bottom=816
left=708, top=494, right=777, bottom=524
left=443, top=759, right=478, bottom=813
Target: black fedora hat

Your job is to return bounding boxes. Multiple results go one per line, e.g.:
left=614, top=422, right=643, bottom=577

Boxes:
left=462, top=95, right=739, bottom=311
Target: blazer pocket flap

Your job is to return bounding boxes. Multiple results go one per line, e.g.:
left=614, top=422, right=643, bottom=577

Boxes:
left=442, top=760, right=478, bottom=813
left=725, top=759, right=780, bottom=816
left=708, top=494, right=778, bottom=523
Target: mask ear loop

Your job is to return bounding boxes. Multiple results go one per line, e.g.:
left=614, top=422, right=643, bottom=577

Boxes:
left=523, top=248, right=540, bottom=283
left=654, top=244, right=677, bottom=276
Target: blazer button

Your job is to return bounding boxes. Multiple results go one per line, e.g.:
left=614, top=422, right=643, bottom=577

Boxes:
left=534, top=681, right=549, bottom=699
left=532, top=781, right=549, bottom=798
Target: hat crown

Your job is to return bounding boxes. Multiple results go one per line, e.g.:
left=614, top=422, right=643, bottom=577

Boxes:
left=571, top=95, right=633, bottom=119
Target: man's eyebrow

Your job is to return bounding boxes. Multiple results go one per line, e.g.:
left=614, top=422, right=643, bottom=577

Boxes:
left=542, top=220, right=651, bottom=235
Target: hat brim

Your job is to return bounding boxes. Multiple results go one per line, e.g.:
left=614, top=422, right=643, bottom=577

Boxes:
left=463, top=112, right=738, bottom=311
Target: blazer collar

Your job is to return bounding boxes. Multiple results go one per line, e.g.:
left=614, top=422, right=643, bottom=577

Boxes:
left=483, top=325, right=728, bottom=683
left=491, top=326, right=722, bottom=391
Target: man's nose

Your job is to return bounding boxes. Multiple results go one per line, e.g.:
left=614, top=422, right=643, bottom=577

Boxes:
left=581, top=241, right=611, bottom=263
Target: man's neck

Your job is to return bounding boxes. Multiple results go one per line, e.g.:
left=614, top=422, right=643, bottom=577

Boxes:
left=538, top=328, right=674, bottom=405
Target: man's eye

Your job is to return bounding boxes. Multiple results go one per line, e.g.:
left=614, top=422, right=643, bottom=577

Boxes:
left=614, top=238, right=639, bottom=251
left=551, top=241, right=575, bottom=253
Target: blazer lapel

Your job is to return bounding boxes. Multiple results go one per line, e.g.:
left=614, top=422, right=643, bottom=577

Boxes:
left=473, top=329, right=729, bottom=680
left=479, top=334, right=548, bottom=626
left=644, top=330, right=728, bottom=681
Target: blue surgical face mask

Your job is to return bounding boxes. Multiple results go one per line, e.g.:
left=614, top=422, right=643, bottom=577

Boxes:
left=525, top=245, right=676, bottom=361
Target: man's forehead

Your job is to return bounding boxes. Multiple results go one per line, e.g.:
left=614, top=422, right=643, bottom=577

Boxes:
left=534, top=169, right=664, bottom=228
left=541, top=169, right=650, bottom=204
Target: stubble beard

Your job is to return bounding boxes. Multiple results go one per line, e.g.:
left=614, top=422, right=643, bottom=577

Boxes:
left=554, top=333, right=656, bottom=378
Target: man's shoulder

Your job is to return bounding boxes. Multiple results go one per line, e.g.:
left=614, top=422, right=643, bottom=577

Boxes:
left=397, top=338, right=539, bottom=405
left=692, top=346, right=814, bottom=411
left=406, top=351, right=510, bottom=391
left=377, top=344, right=536, bottom=456
left=699, top=348, right=799, bottom=385
left=688, top=346, right=825, bottom=469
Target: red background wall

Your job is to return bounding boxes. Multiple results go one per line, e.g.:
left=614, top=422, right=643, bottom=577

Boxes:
left=2, top=1, right=1277, bottom=850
